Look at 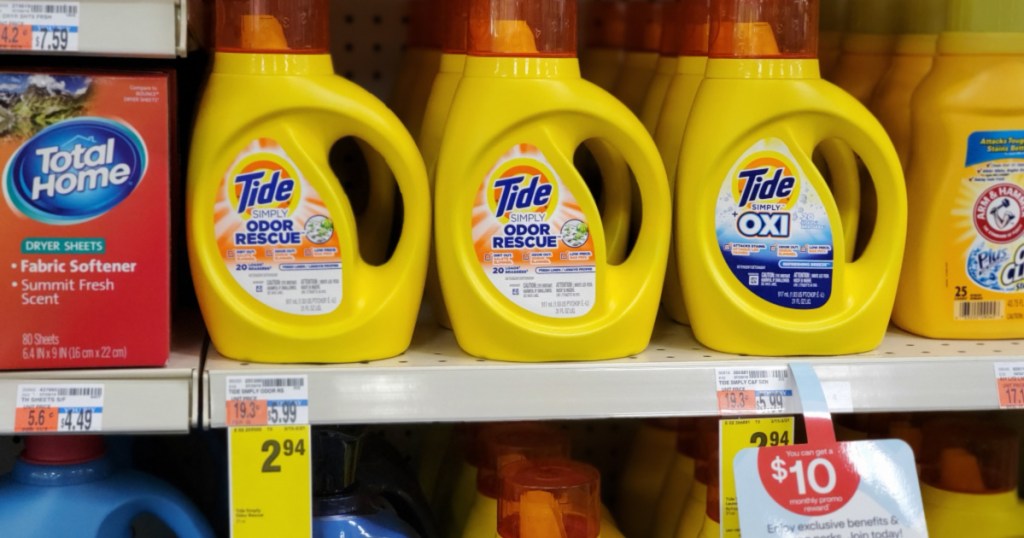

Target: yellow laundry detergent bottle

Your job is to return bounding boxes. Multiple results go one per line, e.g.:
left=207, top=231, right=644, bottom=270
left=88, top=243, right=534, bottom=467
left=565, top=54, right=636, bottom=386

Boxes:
left=818, top=0, right=848, bottom=79
left=694, top=449, right=720, bottom=538
left=580, top=0, right=628, bottom=90
left=894, top=0, right=1024, bottom=339
left=919, top=419, right=1024, bottom=537
left=615, top=419, right=680, bottom=538
left=654, top=0, right=710, bottom=326
left=187, top=0, right=430, bottom=363
left=419, top=0, right=470, bottom=329
left=677, top=0, right=907, bottom=355
left=650, top=419, right=699, bottom=538
left=640, top=0, right=683, bottom=133
left=499, top=458, right=625, bottom=538
left=435, top=0, right=671, bottom=362
left=672, top=421, right=717, bottom=538
left=830, top=0, right=897, bottom=103
left=613, top=0, right=666, bottom=115
left=870, top=0, right=946, bottom=169
left=392, top=0, right=443, bottom=136
left=461, top=423, right=571, bottom=538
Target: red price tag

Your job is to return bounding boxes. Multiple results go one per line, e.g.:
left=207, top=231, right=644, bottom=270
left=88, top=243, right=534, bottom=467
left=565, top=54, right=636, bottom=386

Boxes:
left=757, top=443, right=861, bottom=516
left=998, top=378, right=1024, bottom=408
left=0, top=23, right=31, bottom=50
left=14, top=407, right=58, bottom=432
left=718, top=389, right=756, bottom=412
left=225, top=399, right=268, bottom=427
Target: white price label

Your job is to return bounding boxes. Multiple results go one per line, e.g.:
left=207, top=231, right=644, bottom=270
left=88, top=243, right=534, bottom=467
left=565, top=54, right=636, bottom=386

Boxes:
left=995, top=362, right=1024, bottom=409
left=15, top=383, right=103, bottom=432
left=716, top=366, right=796, bottom=414
left=225, top=375, right=309, bottom=426
left=0, top=2, right=79, bottom=51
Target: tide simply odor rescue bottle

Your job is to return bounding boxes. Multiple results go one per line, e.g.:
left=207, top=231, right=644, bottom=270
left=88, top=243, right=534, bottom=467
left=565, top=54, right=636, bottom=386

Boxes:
left=419, top=0, right=470, bottom=328
left=187, top=0, right=430, bottom=362
left=435, top=0, right=671, bottom=362
left=677, top=0, right=907, bottom=355
left=654, top=0, right=711, bottom=325
left=894, top=0, right=1024, bottom=339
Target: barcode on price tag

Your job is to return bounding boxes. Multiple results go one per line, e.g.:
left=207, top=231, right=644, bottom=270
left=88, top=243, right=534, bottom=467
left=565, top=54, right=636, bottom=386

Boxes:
left=995, top=362, right=1024, bottom=409
left=15, top=383, right=103, bottom=432
left=716, top=366, right=795, bottom=414
left=225, top=375, right=309, bottom=427
left=0, top=2, right=79, bottom=51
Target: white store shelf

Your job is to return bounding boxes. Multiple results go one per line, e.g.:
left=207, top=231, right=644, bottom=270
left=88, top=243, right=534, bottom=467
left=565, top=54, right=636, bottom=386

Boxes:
left=1, top=0, right=185, bottom=57
left=0, top=316, right=204, bottom=434
left=203, top=321, right=1024, bottom=428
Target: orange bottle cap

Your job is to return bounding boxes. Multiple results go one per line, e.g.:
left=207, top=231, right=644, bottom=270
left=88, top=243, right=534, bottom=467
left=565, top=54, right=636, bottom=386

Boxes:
left=920, top=418, right=1018, bottom=494
left=708, top=0, right=818, bottom=59
left=498, top=458, right=602, bottom=538
left=215, top=0, right=329, bottom=53
left=442, top=0, right=472, bottom=52
left=678, top=0, right=711, bottom=55
left=584, top=0, right=627, bottom=48
left=478, top=423, right=572, bottom=498
left=625, top=0, right=666, bottom=52
left=660, top=1, right=683, bottom=55
left=469, top=0, right=578, bottom=57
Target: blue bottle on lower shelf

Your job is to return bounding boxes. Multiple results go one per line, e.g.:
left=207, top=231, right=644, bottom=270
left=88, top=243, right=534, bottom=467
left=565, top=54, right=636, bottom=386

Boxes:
left=314, top=427, right=422, bottom=538
left=0, top=436, right=215, bottom=538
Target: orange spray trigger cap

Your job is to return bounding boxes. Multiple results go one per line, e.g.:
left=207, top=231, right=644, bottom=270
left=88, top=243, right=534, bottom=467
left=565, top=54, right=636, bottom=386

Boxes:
left=708, top=0, right=818, bottom=59
left=469, top=0, right=578, bottom=57
left=215, top=0, right=329, bottom=53
left=920, top=418, right=1019, bottom=494
left=478, top=423, right=571, bottom=499
left=498, top=458, right=602, bottom=538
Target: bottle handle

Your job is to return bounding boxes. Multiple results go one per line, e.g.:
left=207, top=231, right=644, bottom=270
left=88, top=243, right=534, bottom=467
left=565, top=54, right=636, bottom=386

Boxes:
left=817, top=111, right=907, bottom=293
left=815, top=138, right=862, bottom=263
left=577, top=103, right=672, bottom=300
left=314, top=77, right=432, bottom=298
left=98, top=476, right=215, bottom=538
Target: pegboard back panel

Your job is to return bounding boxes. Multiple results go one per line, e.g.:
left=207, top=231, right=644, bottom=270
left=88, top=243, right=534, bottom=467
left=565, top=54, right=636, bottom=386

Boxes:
left=331, top=0, right=411, bottom=99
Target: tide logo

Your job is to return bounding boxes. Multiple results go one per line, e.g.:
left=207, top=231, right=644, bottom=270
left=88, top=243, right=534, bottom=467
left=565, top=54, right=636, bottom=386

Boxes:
left=487, top=158, right=559, bottom=223
left=732, top=152, right=800, bottom=238
left=226, top=151, right=302, bottom=218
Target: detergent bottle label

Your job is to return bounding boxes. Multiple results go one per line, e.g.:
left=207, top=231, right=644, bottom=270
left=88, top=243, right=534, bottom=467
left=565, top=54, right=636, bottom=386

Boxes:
left=950, top=131, right=1024, bottom=321
left=473, top=144, right=596, bottom=318
left=215, top=139, right=342, bottom=316
left=716, top=139, right=834, bottom=309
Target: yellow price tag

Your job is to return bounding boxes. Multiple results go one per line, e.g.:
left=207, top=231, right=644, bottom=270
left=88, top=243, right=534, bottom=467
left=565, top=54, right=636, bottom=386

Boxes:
left=720, top=417, right=795, bottom=537
left=229, top=425, right=312, bottom=538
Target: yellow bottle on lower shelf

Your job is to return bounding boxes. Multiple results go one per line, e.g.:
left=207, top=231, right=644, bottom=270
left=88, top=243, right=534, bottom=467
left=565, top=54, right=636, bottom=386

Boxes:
left=649, top=420, right=698, bottom=538
left=187, top=2, right=430, bottom=363
left=919, top=418, right=1024, bottom=537
left=615, top=419, right=680, bottom=538
left=894, top=0, right=1024, bottom=339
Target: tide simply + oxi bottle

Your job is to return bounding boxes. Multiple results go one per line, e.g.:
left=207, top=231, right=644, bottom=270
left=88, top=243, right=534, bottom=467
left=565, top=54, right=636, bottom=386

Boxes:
left=677, top=0, right=907, bottom=355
